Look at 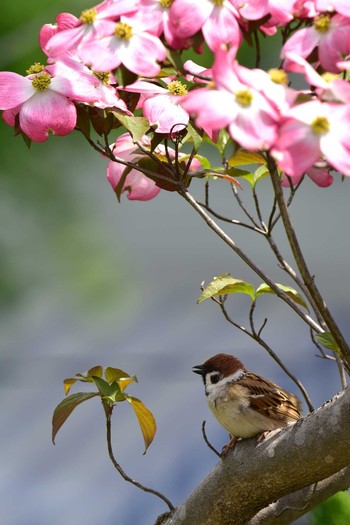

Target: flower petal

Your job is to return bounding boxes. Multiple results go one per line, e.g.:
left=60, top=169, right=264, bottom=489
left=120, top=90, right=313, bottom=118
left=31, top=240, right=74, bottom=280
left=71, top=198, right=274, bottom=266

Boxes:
left=19, top=90, right=76, bottom=142
left=0, top=73, right=35, bottom=110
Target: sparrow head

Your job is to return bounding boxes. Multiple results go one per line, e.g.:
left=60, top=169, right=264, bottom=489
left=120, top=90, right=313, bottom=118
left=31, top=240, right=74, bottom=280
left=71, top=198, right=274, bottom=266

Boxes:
left=193, top=353, right=245, bottom=396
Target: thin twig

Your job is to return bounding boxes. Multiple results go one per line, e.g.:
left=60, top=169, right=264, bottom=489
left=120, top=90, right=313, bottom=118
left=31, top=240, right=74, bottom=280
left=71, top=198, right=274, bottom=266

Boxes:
left=231, top=184, right=262, bottom=229
left=105, top=410, right=174, bottom=511
left=181, top=188, right=322, bottom=334
left=219, top=300, right=314, bottom=412
left=198, top=201, right=265, bottom=233
left=201, top=421, right=221, bottom=458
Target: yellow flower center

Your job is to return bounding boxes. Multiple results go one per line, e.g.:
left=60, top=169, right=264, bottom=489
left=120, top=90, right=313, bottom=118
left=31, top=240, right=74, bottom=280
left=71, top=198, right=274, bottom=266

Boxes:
left=167, top=80, right=188, bottom=96
left=235, top=89, right=253, bottom=107
left=93, top=71, right=111, bottom=85
left=268, top=68, right=288, bottom=85
left=114, top=22, right=133, bottom=40
left=321, top=72, right=338, bottom=83
left=31, top=73, right=51, bottom=91
left=80, top=8, right=97, bottom=24
left=212, top=0, right=224, bottom=5
left=313, top=14, right=331, bottom=33
left=26, top=62, right=45, bottom=75
left=311, top=116, right=330, bottom=134
left=159, top=0, right=174, bottom=7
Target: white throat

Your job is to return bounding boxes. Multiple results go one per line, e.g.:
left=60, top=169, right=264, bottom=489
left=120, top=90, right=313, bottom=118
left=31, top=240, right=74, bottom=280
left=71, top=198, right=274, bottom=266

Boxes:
left=205, top=369, right=244, bottom=397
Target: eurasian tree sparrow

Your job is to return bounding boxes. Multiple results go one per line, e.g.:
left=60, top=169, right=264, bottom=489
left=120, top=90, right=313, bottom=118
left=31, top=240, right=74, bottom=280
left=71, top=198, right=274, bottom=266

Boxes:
left=193, top=353, right=301, bottom=452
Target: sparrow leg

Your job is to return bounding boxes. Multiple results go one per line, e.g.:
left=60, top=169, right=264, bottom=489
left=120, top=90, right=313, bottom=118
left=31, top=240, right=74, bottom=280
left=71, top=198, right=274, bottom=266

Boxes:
left=221, top=436, right=238, bottom=458
left=256, top=430, right=271, bottom=444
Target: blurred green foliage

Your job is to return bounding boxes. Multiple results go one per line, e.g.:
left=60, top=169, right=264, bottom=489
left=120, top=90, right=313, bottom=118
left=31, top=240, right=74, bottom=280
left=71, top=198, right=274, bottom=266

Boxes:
left=0, top=0, right=127, bottom=315
left=311, top=492, right=350, bottom=525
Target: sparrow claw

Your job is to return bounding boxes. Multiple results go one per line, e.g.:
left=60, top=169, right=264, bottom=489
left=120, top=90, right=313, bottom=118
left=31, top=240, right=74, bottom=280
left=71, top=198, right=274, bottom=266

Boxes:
left=221, top=436, right=238, bottom=458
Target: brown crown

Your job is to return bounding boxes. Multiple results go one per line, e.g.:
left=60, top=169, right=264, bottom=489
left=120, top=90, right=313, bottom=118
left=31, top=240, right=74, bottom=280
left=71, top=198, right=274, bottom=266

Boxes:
left=201, top=353, right=245, bottom=376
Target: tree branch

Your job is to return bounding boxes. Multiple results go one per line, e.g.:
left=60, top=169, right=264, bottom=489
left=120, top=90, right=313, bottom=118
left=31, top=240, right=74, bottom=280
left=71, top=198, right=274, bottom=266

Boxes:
left=163, top=386, right=350, bottom=525
left=247, top=466, right=350, bottom=525
left=266, top=154, right=350, bottom=369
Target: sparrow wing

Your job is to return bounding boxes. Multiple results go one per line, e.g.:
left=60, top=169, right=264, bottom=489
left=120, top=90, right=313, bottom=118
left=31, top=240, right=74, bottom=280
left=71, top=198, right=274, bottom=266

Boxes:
left=240, top=371, right=301, bottom=422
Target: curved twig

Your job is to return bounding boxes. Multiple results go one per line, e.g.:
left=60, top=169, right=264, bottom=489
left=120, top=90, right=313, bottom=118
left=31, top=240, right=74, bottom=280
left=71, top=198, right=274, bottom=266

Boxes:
left=201, top=421, right=221, bottom=458
left=105, top=410, right=174, bottom=511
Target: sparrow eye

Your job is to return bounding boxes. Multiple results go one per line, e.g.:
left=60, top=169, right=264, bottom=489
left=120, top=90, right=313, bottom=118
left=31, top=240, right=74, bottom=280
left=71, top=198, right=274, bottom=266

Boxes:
left=209, top=372, right=221, bottom=385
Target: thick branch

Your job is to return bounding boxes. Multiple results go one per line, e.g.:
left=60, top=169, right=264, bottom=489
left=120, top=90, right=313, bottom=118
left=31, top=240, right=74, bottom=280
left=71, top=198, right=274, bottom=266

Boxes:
left=266, top=154, right=350, bottom=368
left=163, top=386, right=350, bottom=525
left=248, top=466, right=350, bottom=525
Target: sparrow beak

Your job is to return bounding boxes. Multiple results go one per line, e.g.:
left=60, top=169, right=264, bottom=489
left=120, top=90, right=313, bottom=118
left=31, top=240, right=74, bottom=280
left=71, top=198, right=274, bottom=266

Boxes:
left=192, top=364, right=207, bottom=376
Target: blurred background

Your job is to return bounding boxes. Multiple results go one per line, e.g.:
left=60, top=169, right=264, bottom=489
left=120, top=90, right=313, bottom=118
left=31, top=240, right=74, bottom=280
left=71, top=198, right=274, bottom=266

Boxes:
left=1, top=2, right=350, bottom=524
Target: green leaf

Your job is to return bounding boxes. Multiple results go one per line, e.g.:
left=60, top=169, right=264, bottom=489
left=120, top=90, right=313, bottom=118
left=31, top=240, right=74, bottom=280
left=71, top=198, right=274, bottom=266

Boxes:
left=315, top=331, right=340, bottom=353
left=239, top=165, right=270, bottom=188
left=114, top=165, right=133, bottom=203
left=125, top=395, right=157, bottom=454
left=185, top=122, right=203, bottom=152
left=52, top=392, right=99, bottom=444
left=228, top=149, right=266, bottom=167
left=76, top=105, right=91, bottom=140
left=198, top=274, right=255, bottom=303
left=255, top=283, right=308, bottom=309
left=91, top=376, right=115, bottom=396
left=113, top=114, right=150, bottom=142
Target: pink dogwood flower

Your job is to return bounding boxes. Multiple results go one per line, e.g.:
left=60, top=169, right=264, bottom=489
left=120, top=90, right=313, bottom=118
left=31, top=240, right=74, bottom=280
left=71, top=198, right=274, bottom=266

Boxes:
left=180, top=49, right=279, bottom=149
left=281, top=13, right=350, bottom=73
left=272, top=100, right=350, bottom=177
left=124, top=78, right=189, bottom=133
left=44, top=1, right=138, bottom=58
left=49, top=54, right=130, bottom=111
left=170, top=0, right=241, bottom=52
left=78, top=15, right=166, bottom=75
left=0, top=63, right=99, bottom=142
left=281, top=165, right=334, bottom=187
left=315, top=0, right=350, bottom=17
left=107, top=133, right=161, bottom=201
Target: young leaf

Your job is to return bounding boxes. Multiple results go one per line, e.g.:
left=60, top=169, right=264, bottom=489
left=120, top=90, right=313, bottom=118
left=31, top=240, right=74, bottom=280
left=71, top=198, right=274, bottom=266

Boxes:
left=52, top=392, right=99, bottom=444
left=113, top=114, right=150, bottom=143
left=228, top=149, right=266, bottom=167
left=105, top=367, right=131, bottom=383
left=63, top=377, right=78, bottom=395
left=255, top=283, right=308, bottom=309
left=198, top=274, right=255, bottom=303
left=185, top=122, right=203, bottom=152
left=91, top=376, right=115, bottom=396
left=315, top=331, right=341, bottom=353
left=125, top=395, right=157, bottom=454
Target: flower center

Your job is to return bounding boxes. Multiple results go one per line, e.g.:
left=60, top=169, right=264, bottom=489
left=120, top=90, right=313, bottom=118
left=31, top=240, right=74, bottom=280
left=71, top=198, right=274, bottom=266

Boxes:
left=26, top=62, right=45, bottom=75
left=93, top=71, right=111, bottom=85
left=212, top=0, right=224, bottom=6
left=31, top=72, right=51, bottom=91
left=80, top=8, right=97, bottom=24
left=313, top=14, right=331, bottom=33
left=159, top=0, right=174, bottom=7
left=167, top=80, right=188, bottom=96
left=322, top=72, right=338, bottom=83
left=311, top=116, right=330, bottom=134
left=235, top=89, right=253, bottom=107
left=268, top=68, right=287, bottom=85
left=115, top=22, right=133, bottom=40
